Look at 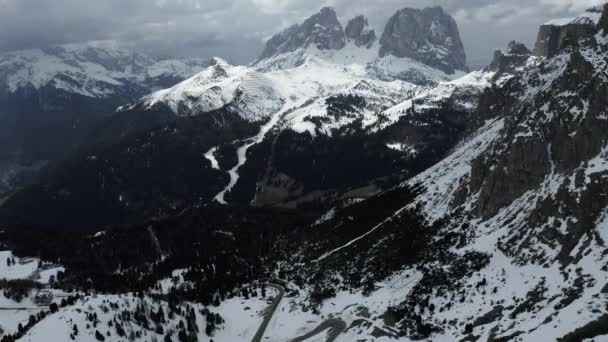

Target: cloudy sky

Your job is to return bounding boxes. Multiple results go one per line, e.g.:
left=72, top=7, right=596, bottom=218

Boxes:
left=0, top=0, right=604, bottom=66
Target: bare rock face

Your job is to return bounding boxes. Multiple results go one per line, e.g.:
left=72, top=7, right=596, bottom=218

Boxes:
left=345, top=16, right=376, bottom=48
left=379, top=6, right=467, bottom=74
left=598, top=4, right=608, bottom=35
left=258, top=7, right=346, bottom=60
left=533, top=20, right=597, bottom=57
left=467, top=8, right=608, bottom=226
left=487, top=41, right=532, bottom=75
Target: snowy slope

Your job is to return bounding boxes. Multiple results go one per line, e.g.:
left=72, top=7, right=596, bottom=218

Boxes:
left=0, top=41, right=208, bottom=99
left=128, top=51, right=487, bottom=134
left=0, top=250, right=38, bottom=280
left=254, top=43, right=466, bottom=84
left=17, top=292, right=272, bottom=342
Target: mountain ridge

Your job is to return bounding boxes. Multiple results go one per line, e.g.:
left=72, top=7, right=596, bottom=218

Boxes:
left=253, top=6, right=468, bottom=81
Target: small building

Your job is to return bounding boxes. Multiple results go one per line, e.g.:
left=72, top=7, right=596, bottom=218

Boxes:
left=34, top=290, right=54, bottom=306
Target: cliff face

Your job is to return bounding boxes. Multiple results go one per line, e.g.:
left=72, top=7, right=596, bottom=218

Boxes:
left=345, top=15, right=376, bottom=48
left=599, top=4, right=608, bottom=34
left=256, top=6, right=468, bottom=78
left=487, top=41, right=532, bottom=75
left=533, top=19, right=597, bottom=57
left=379, top=6, right=467, bottom=74
left=257, top=7, right=346, bottom=60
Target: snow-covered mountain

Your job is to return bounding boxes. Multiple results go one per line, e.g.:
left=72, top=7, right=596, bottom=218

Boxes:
left=104, top=6, right=488, bottom=209
left=126, top=6, right=471, bottom=125
left=253, top=6, right=467, bottom=83
left=0, top=41, right=208, bottom=98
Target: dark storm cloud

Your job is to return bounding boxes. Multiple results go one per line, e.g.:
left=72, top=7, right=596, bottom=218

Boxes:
left=0, top=0, right=605, bottom=65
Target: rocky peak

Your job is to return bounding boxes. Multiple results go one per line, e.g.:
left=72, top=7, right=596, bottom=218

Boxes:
left=487, top=41, right=532, bottom=74
left=506, top=40, right=532, bottom=55
left=533, top=15, right=598, bottom=57
left=345, top=15, right=376, bottom=48
left=378, top=6, right=467, bottom=74
left=257, top=6, right=346, bottom=60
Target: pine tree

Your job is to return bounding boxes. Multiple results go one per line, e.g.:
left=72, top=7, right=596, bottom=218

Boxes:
left=156, top=306, right=165, bottom=324
left=94, top=330, right=105, bottom=341
left=178, top=329, right=188, bottom=342
left=28, top=314, right=36, bottom=327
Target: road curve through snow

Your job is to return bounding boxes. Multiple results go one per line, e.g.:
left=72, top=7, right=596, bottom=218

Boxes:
left=290, top=318, right=347, bottom=342
left=252, top=283, right=285, bottom=342
left=249, top=283, right=347, bottom=342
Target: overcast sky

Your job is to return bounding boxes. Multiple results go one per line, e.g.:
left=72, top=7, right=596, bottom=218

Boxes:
left=0, top=0, right=605, bottom=66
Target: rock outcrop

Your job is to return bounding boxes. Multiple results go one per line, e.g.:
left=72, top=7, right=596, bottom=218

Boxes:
left=533, top=18, right=597, bottom=57
left=345, top=16, right=376, bottom=48
left=378, top=6, right=467, bottom=74
left=257, top=7, right=346, bottom=60
left=487, top=41, right=532, bottom=75
left=598, top=4, right=608, bottom=35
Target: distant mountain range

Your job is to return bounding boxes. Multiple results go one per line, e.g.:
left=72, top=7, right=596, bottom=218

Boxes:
left=0, top=42, right=210, bottom=197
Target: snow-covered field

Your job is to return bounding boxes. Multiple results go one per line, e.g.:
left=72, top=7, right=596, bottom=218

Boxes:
left=17, top=288, right=276, bottom=342
left=0, top=251, right=38, bottom=280
left=0, top=295, right=48, bottom=336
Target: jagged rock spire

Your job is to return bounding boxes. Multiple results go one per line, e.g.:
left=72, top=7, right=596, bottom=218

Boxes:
left=257, top=7, right=346, bottom=60
left=378, top=6, right=467, bottom=74
left=345, top=15, right=376, bottom=48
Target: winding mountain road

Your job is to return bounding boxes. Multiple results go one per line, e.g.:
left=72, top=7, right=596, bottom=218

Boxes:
left=251, top=284, right=285, bottom=342
left=250, top=283, right=346, bottom=342
left=290, top=318, right=347, bottom=342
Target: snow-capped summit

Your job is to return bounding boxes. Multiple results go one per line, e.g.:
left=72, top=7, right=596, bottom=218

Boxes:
left=257, top=7, right=346, bottom=61
left=379, top=6, right=467, bottom=74
left=130, top=59, right=283, bottom=121
left=124, top=6, right=476, bottom=124
left=254, top=6, right=468, bottom=83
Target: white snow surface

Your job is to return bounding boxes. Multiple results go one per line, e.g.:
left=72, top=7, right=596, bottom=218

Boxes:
left=131, top=49, right=492, bottom=138
left=0, top=251, right=39, bottom=280
left=16, top=284, right=276, bottom=342
left=0, top=41, right=207, bottom=98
